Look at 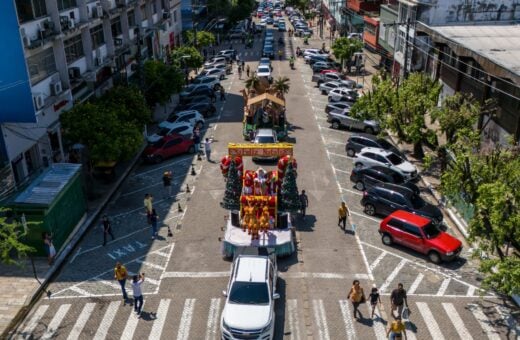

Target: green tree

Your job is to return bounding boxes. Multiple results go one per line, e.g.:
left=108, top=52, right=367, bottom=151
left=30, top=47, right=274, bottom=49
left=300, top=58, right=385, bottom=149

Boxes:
left=286, top=0, right=311, bottom=14
left=185, top=30, right=216, bottom=49
left=441, top=133, right=520, bottom=295
left=170, top=46, right=204, bottom=69
left=0, top=208, right=35, bottom=265
left=220, top=161, right=242, bottom=211
left=279, top=163, right=300, bottom=213
left=142, top=60, right=184, bottom=107
left=331, top=37, right=363, bottom=72
left=228, top=0, right=255, bottom=23
left=271, top=76, right=290, bottom=98
left=100, top=85, right=151, bottom=126
left=207, top=0, right=230, bottom=18
left=350, top=73, right=395, bottom=122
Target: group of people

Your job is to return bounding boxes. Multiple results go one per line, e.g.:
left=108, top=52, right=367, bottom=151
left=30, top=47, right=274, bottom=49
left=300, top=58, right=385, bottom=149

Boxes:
left=114, top=262, right=146, bottom=317
left=348, top=281, right=410, bottom=339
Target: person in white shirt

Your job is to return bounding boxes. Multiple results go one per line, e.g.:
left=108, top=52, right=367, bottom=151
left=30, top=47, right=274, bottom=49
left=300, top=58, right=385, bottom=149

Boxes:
left=204, top=138, right=213, bottom=162
left=132, top=273, right=145, bottom=316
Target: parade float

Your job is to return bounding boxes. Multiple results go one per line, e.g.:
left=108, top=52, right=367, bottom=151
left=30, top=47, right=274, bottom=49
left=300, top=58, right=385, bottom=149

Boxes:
left=219, top=143, right=300, bottom=257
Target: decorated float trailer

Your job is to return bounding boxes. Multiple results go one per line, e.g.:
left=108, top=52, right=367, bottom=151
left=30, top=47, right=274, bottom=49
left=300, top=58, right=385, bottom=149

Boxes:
left=242, top=93, right=288, bottom=141
left=220, top=143, right=298, bottom=258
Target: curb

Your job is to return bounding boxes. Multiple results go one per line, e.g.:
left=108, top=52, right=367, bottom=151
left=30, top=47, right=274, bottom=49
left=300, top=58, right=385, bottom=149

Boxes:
left=4, top=144, right=146, bottom=338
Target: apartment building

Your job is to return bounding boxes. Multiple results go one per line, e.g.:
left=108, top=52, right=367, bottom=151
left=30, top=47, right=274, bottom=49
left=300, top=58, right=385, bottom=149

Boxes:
left=0, top=0, right=182, bottom=194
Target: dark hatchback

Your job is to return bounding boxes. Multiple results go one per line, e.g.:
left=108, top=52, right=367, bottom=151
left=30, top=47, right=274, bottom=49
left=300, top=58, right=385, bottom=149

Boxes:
left=173, top=101, right=216, bottom=118
left=360, top=183, right=443, bottom=225
left=350, top=166, right=420, bottom=194
left=346, top=133, right=400, bottom=157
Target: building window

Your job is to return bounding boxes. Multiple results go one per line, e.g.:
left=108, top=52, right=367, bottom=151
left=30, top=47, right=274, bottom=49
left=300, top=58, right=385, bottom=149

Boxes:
left=364, top=23, right=376, bottom=36
left=152, top=3, right=157, bottom=14
left=173, top=10, right=177, bottom=23
left=27, top=48, right=56, bottom=83
left=90, top=25, right=105, bottom=49
left=57, top=0, right=77, bottom=11
left=128, top=10, right=135, bottom=27
left=111, top=17, right=122, bottom=37
left=140, top=4, right=146, bottom=18
left=64, top=34, right=84, bottom=63
left=15, top=0, right=47, bottom=23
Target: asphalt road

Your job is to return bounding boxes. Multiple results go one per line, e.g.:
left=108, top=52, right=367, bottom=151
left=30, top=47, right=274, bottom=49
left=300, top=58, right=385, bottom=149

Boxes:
left=11, top=16, right=519, bottom=340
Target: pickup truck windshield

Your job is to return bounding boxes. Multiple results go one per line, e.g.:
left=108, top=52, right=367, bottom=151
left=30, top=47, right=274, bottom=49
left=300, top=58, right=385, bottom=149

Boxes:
left=229, top=282, right=269, bottom=304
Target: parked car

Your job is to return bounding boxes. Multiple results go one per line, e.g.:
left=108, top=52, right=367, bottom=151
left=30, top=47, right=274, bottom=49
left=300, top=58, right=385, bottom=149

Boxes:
left=197, top=67, right=226, bottom=80
left=147, top=122, right=194, bottom=143
left=350, top=166, right=420, bottom=193
left=319, top=81, right=352, bottom=95
left=303, top=48, right=329, bottom=57
left=327, top=108, right=380, bottom=134
left=180, top=84, right=211, bottom=98
left=353, top=147, right=418, bottom=180
left=229, top=28, right=245, bottom=38
left=176, top=102, right=216, bottom=118
left=189, top=76, right=221, bottom=91
left=179, top=86, right=215, bottom=103
left=305, top=54, right=330, bottom=64
left=204, top=56, right=227, bottom=68
left=221, top=247, right=279, bottom=340
left=217, top=49, right=236, bottom=60
left=259, top=57, right=272, bottom=69
left=257, top=65, right=273, bottom=82
left=312, top=72, right=345, bottom=84
left=328, top=87, right=359, bottom=102
left=325, top=101, right=352, bottom=113
left=361, top=183, right=443, bottom=223
left=312, top=61, right=337, bottom=73
left=204, top=63, right=232, bottom=75
left=263, top=45, right=275, bottom=59
left=348, top=32, right=363, bottom=40
left=143, top=134, right=195, bottom=163
left=379, top=210, right=462, bottom=263
left=253, top=128, right=278, bottom=161
left=164, top=110, right=205, bottom=128
left=345, top=133, right=401, bottom=157
left=278, top=23, right=286, bottom=31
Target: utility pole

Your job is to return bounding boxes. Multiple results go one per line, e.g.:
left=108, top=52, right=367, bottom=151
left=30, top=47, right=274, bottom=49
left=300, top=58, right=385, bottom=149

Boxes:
left=320, top=1, right=324, bottom=40
left=403, top=17, right=411, bottom=79
left=135, top=27, right=144, bottom=90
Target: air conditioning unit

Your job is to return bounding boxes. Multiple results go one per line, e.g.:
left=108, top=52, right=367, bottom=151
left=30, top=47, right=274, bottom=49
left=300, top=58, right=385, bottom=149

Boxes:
left=34, top=94, right=45, bottom=110
left=68, top=67, right=81, bottom=79
left=114, top=38, right=123, bottom=46
left=50, top=81, right=63, bottom=96
left=95, top=5, right=103, bottom=18
left=162, top=10, right=171, bottom=19
left=95, top=56, right=104, bottom=66
left=69, top=18, right=75, bottom=29
left=20, top=28, right=30, bottom=48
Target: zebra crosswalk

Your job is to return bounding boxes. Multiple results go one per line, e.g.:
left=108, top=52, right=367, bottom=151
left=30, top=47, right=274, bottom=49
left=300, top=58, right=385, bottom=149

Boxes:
left=15, top=296, right=510, bottom=339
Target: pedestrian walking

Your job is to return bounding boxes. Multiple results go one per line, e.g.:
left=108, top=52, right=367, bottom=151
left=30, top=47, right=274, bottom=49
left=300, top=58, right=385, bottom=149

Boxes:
left=220, top=86, right=226, bottom=101
left=241, top=60, right=245, bottom=68
left=150, top=209, right=159, bottom=239
left=132, top=273, right=145, bottom=317
left=246, top=64, right=250, bottom=77
left=162, top=171, right=172, bottom=198
left=299, top=190, right=309, bottom=217
left=338, top=201, right=350, bottom=230
left=369, top=286, right=382, bottom=319
left=347, top=280, right=366, bottom=319
left=386, top=316, right=407, bottom=340
left=42, top=232, right=56, bottom=265
left=144, top=193, right=153, bottom=223
left=101, top=215, right=115, bottom=246
left=193, top=131, right=201, bottom=155
left=114, top=262, right=129, bottom=302
left=204, top=138, right=213, bottom=162
left=390, top=283, right=409, bottom=319
left=238, top=66, right=242, bottom=79
left=235, top=54, right=240, bottom=64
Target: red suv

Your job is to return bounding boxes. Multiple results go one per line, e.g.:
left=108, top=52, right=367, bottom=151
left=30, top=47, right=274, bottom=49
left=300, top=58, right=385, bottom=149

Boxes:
left=143, top=134, right=195, bottom=163
left=379, top=210, right=462, bottom=264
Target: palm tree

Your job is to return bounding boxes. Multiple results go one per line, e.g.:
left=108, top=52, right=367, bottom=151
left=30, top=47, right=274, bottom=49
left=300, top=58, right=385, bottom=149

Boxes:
left=245, top=75, right=269, bottom=95
left=271, top=77, right=290, bottom=99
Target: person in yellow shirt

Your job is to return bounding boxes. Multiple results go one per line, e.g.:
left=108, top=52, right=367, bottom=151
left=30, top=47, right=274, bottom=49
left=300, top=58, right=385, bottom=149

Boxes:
left=386, top=316, right=407, bottom=340
left=114, top=262, right=128, bottom=302
left=338, top=201, right=350, bottom=230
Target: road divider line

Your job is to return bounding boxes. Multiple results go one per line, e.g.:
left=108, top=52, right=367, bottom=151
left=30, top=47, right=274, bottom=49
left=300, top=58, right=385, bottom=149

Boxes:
left=163, top=271, right=230, bottom=278
left=467, top=304, right=501, bottom=340
left=436, top=278, right=451, bottom=296
left=67, top=303, right=95, bottom=340
left=287, top=299, right=301, bottom=340
left=369, top=252, right=387, bottom=271
left=96, top=279, right=121, bottom=290
left=379, top=259, right=406, bottom=293
left=177, top=299, right=196, bottom=340
left=93, top=301, right=120, bottom=340
left=407, top=273, right=424, bottom=295
left=41, top=304, right=71, bottom=340
left=327, top=151, right=351, bottom=159
left=466, top=286, right=476, bottom=297
left=442, top=303, right=473, bottom=340
left=205, top=298, right=222, bottom=340
left=136, top=259, right=165, bottom=271
left=339, top=300, right=356, bottom=340
left=69, top=286, right=92, bottom=297
left=312, top=299, right=330, bottom=340
left=416, top=302, right=445, bottom=340
left=149, top=299, right=171, bottom=340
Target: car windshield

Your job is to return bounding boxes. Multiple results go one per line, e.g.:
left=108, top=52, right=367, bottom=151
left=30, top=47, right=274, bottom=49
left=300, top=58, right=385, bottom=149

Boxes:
left=387, top=153, right=404, bottom=165
left=150, top=139, right=165, bottom=147
left=229, top=282, right=269, bottom=305
left=377, top=139, right=393, bottom=150
left=423, top=222, right=441, bottom=239
left=158, top=127, right=171, bottom=136
left=256, top=136, right=275, bottom=143
left=258, top=67, right=270, bottom=73
left=410, top=194, right=426, bottom=209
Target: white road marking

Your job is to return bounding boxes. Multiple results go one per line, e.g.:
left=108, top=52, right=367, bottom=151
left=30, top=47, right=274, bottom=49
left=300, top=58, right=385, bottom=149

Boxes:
left=120, top=173, right=187, bottom=197
left=416, top=302, right=445, bottom=340
left=93, top=301, right=120, bottom=340
left=365, top=304, right=389, bottom=340
left=287, top=299, right=301, bottom=340
left=327, top=151, right=351, bottom=159
left=136, top=260, right=165, bottom=271
left=144, top=277, right=160, bottom=286
left=205, top=298, right=222, bottom=340
left=67, top=303, right=96, bottom=340
left=442, top=303, right=473, bottom=340
left=407, top=273, right=424, bottom=295
left=41, top=304, right=71, bottom=339
left=70, top=286, right=92, bottom=297
left=283, top=272, right=370, bottom=279
left=163, top=271, right=230, bottom=278
left=466, top=285, right=476, bottom=297
left=111, top=195, right=184, bottom=219
left=97, top=279, right=122, bottom=290
left=177, top=299, right=196, bottom=340
left=20, top=304, right=49, bottom=337
left=468, top=304, right=501, bottom=340
left=378, top=259, right=406, bottom=293
left=339, top=300, right=356, bottom=340
left=155, top=251, right=170, bottom=258
left=369, top=251, right=387, bottom=271
left=436, top=278, right=451, bottom=296
left=121, top=305, right=139, bottom=340
left=149, top=299, right=171, bottom=340
left=133, top=157, right=192, bottom=177
left=312, top=299, right=330, bottom=340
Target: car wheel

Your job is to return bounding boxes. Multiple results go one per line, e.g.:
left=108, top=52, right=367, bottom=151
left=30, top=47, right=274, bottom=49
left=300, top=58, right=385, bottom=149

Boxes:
left=355, top=181, right=365, bottom=191
left=321, top=90, right=326, bottom=95
left=213, top=84, right=221, bottom=91
left=154, top=155, right=163, bottom=163
left=188, top=145, right=195, bottom=154
left=347, top=148, right=355, bottom=157
left=220, top=75, right=224, bottom=80
left=364, top=203, right=376, bottom=216
left=428, top=251, right=442, bottom=264
left=355, top=162, right=363, bottom=169
left=382, top=234, right=393, bottom=245
left=364, top=126, right=374, bottom=134
left=331, top=120, right=341, bottom=129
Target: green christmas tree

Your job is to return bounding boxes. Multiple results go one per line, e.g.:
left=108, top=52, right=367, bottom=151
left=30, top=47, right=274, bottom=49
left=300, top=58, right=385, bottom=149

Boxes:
left=220, top=160, right=242, bottom=211
left=279, top=163, right=300, bottom=213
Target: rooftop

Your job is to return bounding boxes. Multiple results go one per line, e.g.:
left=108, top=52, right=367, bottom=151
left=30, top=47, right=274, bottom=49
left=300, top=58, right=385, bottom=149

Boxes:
left=428, top=24, right=520, bottom=78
